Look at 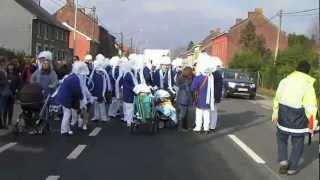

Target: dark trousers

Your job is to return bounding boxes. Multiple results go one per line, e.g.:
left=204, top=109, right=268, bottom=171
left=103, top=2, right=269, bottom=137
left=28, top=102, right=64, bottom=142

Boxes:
left=177, top=104, right=194, bottom=129
left=277, top=130, right=305, bottom=170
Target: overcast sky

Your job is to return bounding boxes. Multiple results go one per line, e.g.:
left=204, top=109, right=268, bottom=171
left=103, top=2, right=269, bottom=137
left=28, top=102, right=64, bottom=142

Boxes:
left=45, top=0, right=318, bottom=50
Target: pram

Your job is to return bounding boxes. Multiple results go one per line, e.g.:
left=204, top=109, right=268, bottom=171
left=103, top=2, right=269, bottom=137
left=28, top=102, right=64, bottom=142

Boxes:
left=154, top=89, right=177, bottom=129
left=14, top=83, right=55, bottom=135
left=130, top=94, right=158, bottom=134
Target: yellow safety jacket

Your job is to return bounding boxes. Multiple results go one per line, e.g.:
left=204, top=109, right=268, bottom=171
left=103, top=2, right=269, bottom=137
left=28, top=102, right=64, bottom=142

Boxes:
left=272, top=71, right=318, bottom=134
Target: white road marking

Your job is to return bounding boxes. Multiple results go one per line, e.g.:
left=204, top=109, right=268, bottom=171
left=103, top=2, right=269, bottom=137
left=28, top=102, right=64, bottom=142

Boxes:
left=228, top=134, right=266, bottom=164
left=66, top=145, right=87, bottom=160
left=89, top=127, right=102, bottom=137
left=46, top=175, right=60, bottom=180
left=0, top=142, right=17, bottom=154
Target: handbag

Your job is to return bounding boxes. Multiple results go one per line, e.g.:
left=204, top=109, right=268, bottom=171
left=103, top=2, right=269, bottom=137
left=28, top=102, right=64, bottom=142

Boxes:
left=105, top=91, right=113, bottom=104
left=192, top=76, right=208, bottom=106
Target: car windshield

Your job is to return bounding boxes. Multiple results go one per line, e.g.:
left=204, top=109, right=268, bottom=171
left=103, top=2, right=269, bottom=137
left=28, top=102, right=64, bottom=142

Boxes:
left=224, top=71, right=250, bottom=81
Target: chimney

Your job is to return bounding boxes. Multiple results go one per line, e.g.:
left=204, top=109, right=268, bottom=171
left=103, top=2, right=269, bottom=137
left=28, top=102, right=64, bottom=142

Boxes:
left=235, top=18, right=242, bottom=25
left=248, top=8, right=264, bottom=19
left=66, top=0, right=74, bottom=6
left=210, top=28, right=221, bottom=34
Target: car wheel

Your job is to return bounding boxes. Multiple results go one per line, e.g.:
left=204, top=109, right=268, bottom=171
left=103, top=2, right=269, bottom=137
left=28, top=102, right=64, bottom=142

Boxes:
left=249, top=94, right=256, bottom=100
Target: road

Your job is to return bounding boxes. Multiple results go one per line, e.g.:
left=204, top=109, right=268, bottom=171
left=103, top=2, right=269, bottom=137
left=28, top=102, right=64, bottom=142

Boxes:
left=0, top=96, right=318, bottom=180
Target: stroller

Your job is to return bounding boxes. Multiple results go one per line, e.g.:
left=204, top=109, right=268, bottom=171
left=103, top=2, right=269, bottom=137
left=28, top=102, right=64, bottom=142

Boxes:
left=14, top=83, right=53, bottom=135
left=130, top=85, right=158, bottom=134
left=154, top=89, right=177, bottom=129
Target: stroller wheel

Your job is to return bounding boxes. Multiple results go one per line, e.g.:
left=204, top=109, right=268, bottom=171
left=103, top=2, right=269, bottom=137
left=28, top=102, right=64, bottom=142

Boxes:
left=14, top=115, right=25, bottom=134
left=130, top=123, right=136, bottom=134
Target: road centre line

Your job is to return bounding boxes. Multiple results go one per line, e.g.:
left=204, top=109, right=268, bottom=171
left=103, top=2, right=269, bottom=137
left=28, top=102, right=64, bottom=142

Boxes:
left=228, top=134, right=266, bottom=164
left=89, top=127, right=102, bottom=137
left=46, top=175, right=60, bottom=180
left=66, top=145, right=87, bottom=160
left=0, top=142, right=17, bottom=154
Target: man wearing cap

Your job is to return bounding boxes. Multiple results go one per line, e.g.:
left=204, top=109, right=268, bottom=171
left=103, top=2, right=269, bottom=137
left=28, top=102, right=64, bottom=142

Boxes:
left=153, top=56, right=174, bottom=93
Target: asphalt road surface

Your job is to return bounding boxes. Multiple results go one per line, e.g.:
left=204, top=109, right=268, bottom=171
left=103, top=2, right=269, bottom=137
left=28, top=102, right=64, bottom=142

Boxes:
left=0, top=95, right=318, bottom=180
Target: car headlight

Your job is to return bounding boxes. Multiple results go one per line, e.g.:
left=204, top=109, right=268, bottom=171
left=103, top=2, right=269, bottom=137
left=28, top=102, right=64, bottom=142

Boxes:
left=250, top=84, right=256, bottom=88
left=228, top=82, right=236, bottom=88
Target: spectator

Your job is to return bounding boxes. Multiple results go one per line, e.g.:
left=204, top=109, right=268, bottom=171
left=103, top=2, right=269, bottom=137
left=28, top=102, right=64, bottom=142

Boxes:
left=31, top=51, right=58, bottom=97
left=176, top=66, right=194, bottom=131
left=21, top=59, right=36, bottom=84
left=0, top=58, right=12, bottom=129
left=5, top=62, right=21, bottom=126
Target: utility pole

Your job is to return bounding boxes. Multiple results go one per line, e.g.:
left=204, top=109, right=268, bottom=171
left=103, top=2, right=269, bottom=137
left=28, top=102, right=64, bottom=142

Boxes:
left=130, top=38, right=133, bottom=54
left=120, top=32, right=124, bottom=56
left=73, top=0, right=78, bottom=57
left=274, top=9, right=283, bottom=66
left=92, top=6, right=96, bottom=55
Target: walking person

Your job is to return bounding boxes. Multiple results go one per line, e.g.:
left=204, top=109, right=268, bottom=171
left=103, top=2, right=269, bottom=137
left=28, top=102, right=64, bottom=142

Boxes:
left=176, top=66, right=194, bottom=131
left=209, top=61, right=223, bottom=132
left=121, top=58, right=138, bottom=127
left=272, top=61, right=318, bottom=175
left=88, top=54, right=111, bottom=123
left=55, top=61, right=89, bottom=136
left=5, top=62, right=21, bottom=127
left=191, top=53, right=216, bottom=135
left=0, top=58, right=13, bottom=129
left=31, top=51, right=58, bottom=97
left=108, top=56, right=122, bottom=118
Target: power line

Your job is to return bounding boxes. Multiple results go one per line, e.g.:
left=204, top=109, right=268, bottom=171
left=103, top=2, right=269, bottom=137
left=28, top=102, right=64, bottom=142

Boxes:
left=283, top=13, right=319, bottom=17
left=283, top=8, right=319, bottom=15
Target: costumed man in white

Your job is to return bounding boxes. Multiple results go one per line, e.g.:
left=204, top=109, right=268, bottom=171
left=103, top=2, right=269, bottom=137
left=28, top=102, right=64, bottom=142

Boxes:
left=121, top=57, right=138, bottom=126
left=191, top=53, right=216, bottom=134
left=55, top=61, right=90, bottom=135
left=108, top=56, right=122, bottom=118
left=88, top=54, right=112, bottom=122
left=153, top=56, right=175, bottom=95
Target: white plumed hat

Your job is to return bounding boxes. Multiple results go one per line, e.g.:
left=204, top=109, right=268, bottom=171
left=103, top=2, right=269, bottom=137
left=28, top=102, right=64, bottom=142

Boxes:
left=37, top=51, right=53, bottom=61
left=72, top=61, right=90, bottom=75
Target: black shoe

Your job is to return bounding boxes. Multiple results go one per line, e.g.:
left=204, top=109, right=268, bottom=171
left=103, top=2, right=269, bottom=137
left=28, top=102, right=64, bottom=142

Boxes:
left=279, top=165, right=289, bottom=174
left=204, top=131, right=211, bottom=135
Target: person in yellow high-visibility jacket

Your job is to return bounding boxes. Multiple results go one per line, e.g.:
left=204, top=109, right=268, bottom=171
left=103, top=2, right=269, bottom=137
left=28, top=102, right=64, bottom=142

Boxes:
left=272, top=61, right=318, bottom=175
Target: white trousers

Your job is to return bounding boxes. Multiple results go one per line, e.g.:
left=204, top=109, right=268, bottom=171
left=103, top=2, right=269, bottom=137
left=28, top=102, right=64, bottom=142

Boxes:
left=93, top=101, right=108, bottom=121
left=210, top=104, right=218, bottom=130
left=108, top=98, right=121, bottom=117
left=194, top=108, right=210, bottom=131
left=61, top=107, right=71, bottom=134
left=123, top=102, right=134, bottom=126
left=71, top=109, right=86, bottom=128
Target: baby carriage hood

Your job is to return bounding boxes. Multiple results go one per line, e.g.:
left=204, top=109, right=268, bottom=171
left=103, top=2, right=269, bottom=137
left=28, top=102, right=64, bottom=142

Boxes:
left=133, top=84, right=151, bottom=95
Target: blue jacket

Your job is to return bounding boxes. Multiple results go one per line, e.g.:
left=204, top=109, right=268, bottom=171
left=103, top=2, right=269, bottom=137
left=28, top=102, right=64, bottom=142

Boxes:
left=191, top=74, right=210, bottom=109
left=90, top=71, right=107, bottom=101
left=213, top=70, right=223, bottom=103
left=143, top=67, right=153, bottom=86
left=153, top=69, right=174, bottom=89
left=56, top=74, right=83, bottom=109
left=122, top=72, right=136, bottom=103
left=176, top=77, right=193, bottom=106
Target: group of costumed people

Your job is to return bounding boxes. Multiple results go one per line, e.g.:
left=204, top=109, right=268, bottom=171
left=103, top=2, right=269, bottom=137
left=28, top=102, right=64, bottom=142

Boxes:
left=33, top=50, right=223, bottom=136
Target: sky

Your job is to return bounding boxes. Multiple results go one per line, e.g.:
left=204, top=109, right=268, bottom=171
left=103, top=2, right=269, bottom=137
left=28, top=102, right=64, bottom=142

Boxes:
left=45, top=0, right=319, bottom=50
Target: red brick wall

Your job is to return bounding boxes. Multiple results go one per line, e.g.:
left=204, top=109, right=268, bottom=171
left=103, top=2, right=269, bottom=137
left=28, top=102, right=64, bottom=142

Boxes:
left=55, top=5, right=99, bottom=42
left=228, top=13, right=288, bottom=64
left=69, top=31, right=90, bottom=60
left=211, top=34, right=229, bottom=67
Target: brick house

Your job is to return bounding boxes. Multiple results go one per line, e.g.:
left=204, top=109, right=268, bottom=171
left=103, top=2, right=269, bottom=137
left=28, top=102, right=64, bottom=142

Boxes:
left=0, top=0, right=71, bottom=60
left=55, top=0, right=100, bottom=59
left=98, top=26, right=118, bottom=58
left=200, top=8, right=288, bottom=67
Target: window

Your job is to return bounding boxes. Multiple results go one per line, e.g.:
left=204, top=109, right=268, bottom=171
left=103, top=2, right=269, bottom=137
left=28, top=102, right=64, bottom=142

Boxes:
left=44, top=24, right=48, bottom=39
left=37, top=23, right=41, bottom=38
left=36, top=43, right=42, bottom=55
left=63, top=32, right=67, bottom=41
left=56, top=29, right=59, bottom=40
left=40, top=23, right=44, bottom=38
left=59, top=31, right=63, bottom=40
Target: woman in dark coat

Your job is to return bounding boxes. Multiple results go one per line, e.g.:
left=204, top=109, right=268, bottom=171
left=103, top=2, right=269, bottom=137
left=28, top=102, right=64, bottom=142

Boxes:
left=5, top=63, right=21, bottom=126
left=0, top=62, right=13, bottom=129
